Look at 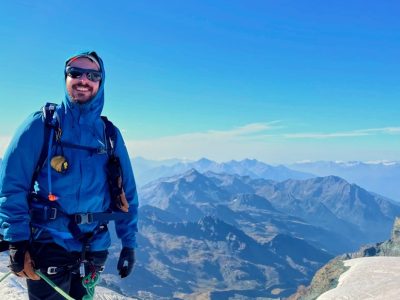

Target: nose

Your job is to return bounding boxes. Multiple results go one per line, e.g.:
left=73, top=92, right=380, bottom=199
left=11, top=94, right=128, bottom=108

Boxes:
left=79, top=73, right=90, bottom=82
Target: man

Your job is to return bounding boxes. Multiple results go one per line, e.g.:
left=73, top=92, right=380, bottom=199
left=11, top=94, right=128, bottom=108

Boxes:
left=0, top=51, right=138, bottom=299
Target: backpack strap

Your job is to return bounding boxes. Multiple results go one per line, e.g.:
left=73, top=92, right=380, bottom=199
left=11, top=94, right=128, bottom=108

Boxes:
left=30, top=112, right=116, bottom=193
left=101, top=116, right=129, bottom=212
left=30, top=103, right=59, bottom=192
left=101, top=116, right=117, bottom=156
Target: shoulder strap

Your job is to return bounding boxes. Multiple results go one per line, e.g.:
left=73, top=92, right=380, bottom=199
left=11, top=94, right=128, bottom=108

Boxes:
left=101, top=116, right=129, bottom=212
left=30, top=103, right=59, bottom=191
left=101, top=116, right=117, bottom=156
left=42, top=103, right=59, bottom=128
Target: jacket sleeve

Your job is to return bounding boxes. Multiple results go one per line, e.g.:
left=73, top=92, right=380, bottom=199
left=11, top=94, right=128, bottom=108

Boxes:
left=113, top=127, right=139, bottom=248
left=0, top=113, right=44, bottom=242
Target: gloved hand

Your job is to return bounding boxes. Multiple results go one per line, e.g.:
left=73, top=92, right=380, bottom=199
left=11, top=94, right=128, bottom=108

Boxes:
left=0, top=234, right=9, bottom=252
left=117, top=247, right=135, bottom=278
left=9, top=241, right=40, bottom=280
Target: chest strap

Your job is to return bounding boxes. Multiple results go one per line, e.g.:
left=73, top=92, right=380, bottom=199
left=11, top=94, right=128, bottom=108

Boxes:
left=30, top=206, right=129, bottom=225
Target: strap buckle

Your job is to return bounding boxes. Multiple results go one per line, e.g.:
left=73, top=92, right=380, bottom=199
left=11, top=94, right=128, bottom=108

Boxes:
left=97, top=147, right=107, bottom=154
left=40, top=206, right=57, bottom=221
left=49, top=207, right=57, bottom=220
left=75, top=213, right=93, bottom=225
left=47, top=266, right=58, bottom=275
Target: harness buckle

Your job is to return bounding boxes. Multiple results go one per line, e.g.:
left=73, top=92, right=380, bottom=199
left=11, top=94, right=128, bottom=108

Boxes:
left=75, top=213, right=94, bottom=225
left=47, top=266, right=58, bottom=275
left=97, top=147, right=107, bottom=154
left=49, top=207, right=57, bottom=220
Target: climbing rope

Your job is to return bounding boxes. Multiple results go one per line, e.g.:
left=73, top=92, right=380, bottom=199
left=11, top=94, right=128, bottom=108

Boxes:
left=0, top=270, right=73, bottom=299
left=0, top=271, right=12, bottom=283
left=0, top=269, right=100, bottom=300
left=36, top=270, right=75, bottom=300
left=82, top=270, right=101, bottom=300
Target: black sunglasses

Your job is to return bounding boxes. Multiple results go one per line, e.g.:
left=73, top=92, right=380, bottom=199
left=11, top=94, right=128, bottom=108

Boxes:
left=66, top=66, right=102, bottom=82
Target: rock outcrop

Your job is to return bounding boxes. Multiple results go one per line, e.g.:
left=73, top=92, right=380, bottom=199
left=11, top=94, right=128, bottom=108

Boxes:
left=287, top=216, right=400, bottom=300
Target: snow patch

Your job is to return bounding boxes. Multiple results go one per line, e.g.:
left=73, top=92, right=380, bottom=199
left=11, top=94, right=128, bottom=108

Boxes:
left=318, top=257, right=400, bottom=299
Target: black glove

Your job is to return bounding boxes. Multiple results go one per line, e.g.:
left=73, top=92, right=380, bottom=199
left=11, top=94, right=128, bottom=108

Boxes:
left=0, top=234, right=9, bottom=252
left=9, top=241, right=29, bottom=274
left=117, top=247, right=135, bottom=278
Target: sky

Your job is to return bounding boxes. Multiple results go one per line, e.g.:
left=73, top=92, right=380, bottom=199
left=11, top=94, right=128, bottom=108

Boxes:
left=0, top=0, right=399, bottom=164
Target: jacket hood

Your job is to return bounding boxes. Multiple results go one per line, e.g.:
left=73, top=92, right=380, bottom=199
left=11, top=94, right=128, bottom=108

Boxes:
left=63, top=51, right=105, bottom=123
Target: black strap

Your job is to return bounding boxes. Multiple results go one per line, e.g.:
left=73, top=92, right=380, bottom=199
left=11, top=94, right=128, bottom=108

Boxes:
left=30, top=103, right=58, bottom=191
left=101, top=116, right=117, bottom=156
left=30, top=207, right=128, bottom=224
left=0, top=234, right=9, bottom=252
left=30, top=107, right=116, bottom=191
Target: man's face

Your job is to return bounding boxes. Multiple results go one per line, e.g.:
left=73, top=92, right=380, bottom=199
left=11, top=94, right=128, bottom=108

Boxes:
left=66, top=58, right=100, bottom=103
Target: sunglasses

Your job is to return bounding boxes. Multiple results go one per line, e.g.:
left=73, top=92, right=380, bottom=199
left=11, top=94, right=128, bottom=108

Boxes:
left=66, top=66, right=102, bottom=82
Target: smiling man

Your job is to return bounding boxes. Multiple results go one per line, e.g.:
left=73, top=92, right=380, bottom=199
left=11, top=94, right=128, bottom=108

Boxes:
left=0, top=51, right=139, bottom=299
left=66, top=54, right=101, bottom=102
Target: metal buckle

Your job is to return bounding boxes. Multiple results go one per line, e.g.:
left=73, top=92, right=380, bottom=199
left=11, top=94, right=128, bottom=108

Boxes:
left=98, top=265, right=105, bottom=273
left=97, top=147, right=107, bottom=154
left=49, top=207, right=57, bottom=220
left=75, top=213, right=93, bottom=225
left=47, top=266, right=58, bottom=275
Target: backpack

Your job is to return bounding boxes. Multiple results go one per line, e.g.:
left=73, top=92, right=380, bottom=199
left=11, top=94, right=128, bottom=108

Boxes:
left=28, top=103, right=129, bottom=240
left=1, top=103, right=128, bottom=252
left=31, top=103, right=118, bottom=194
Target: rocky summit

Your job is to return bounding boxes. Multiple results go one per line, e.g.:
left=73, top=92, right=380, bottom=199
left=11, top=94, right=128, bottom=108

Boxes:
left=287, top=217, right=400, bottom=300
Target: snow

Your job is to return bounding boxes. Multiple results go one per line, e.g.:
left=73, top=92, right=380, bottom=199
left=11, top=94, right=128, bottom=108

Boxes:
left=317, top=257, right=400, bottom=300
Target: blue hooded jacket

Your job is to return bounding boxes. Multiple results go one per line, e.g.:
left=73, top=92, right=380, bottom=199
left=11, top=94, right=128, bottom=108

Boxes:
left=0, top=51, right=138, bottom=251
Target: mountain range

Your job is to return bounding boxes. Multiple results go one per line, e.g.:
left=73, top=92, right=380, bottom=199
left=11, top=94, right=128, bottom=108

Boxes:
left=1, top=156, right=400, bottom=299
left=132, top=157, right=400, bottom=203
left=132, top=157, right=315, bottom=187
left=289, top=160, right=400, bottom=201
left=126, top=169, right=400, bottom=299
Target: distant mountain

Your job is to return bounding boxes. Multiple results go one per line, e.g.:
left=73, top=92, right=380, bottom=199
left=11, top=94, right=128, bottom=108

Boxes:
left=140, top=171, right=400, bottom=251
left=132, top=157, right=315, bottom=186
left=289, top=160, right=400, bottom=201
left=130, top=209, right=332, bottom=299
left=132, top=156, right=187, bottom=169
left=141, top=170, right=344, bottom=252
left=255, top=175, right=400, bottom=245
left=135, top=169, right=400, bottom=299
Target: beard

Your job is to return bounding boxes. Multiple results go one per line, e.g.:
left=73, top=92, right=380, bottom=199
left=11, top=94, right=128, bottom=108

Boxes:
left=71, top=83, right=96, bottom=103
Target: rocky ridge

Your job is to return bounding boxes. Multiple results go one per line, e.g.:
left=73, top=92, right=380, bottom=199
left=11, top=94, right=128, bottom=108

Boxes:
left=287, top=217, right=400, bottom=300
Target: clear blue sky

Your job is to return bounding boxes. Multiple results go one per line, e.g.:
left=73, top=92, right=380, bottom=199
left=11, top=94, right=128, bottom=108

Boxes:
left=0, top=0, right=399, bottom=163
